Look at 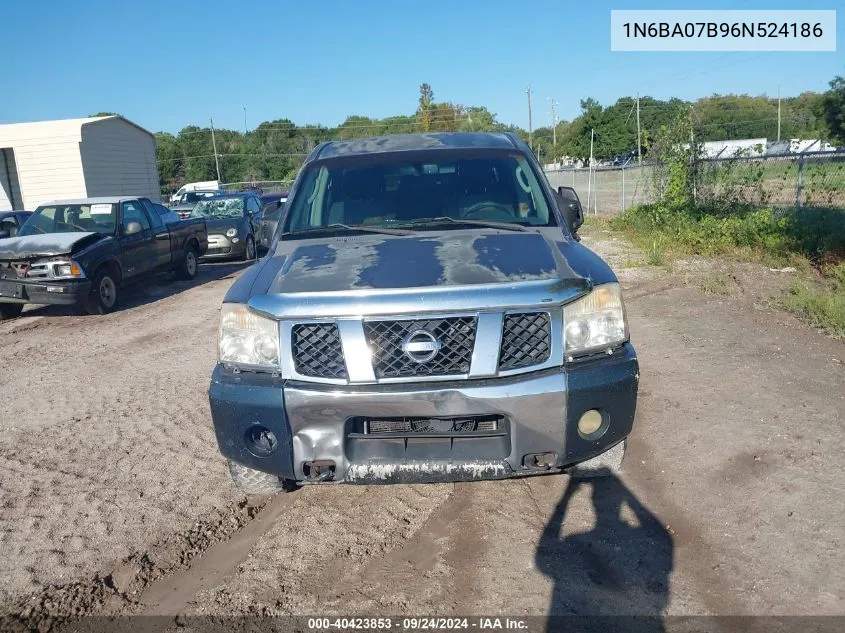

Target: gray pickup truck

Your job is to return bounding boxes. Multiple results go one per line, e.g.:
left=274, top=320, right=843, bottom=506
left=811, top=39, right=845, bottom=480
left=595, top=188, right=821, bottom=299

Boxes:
left=209, top=132, right=639, bottom=493
left=0, top=196, right=207, bottom=318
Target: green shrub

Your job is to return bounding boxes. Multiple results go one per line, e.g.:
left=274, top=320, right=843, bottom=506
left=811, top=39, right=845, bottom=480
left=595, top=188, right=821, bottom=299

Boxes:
left=611, top=203, right=845, bottom=263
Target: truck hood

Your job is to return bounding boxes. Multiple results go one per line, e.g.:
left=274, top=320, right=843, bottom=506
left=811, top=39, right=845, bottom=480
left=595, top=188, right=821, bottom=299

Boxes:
left=264, top=230, right=584, bottom=294
left=0, top=232, right=103, bottom=260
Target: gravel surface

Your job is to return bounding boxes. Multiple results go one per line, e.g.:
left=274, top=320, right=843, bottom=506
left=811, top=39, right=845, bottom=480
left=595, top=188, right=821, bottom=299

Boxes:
left=1, top=231, right=843, bottom=625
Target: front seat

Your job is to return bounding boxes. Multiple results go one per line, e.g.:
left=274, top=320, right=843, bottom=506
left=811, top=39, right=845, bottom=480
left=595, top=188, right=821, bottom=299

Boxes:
left=332, top=168, right=387, bottom=225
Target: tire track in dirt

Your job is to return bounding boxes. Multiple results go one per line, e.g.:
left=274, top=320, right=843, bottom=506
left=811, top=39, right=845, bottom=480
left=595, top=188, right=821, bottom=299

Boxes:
left=136, top=494, right=296, bottom=615
left=7, top=496, right=270, bottom=627
left=316, top=483, right=472, bottom=608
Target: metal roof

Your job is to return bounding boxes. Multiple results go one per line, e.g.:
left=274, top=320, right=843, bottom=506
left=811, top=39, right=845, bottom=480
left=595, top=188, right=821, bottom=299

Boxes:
left=0, top=115, right=154, bottom=142
left=41, top=196, right=137, bottom=205
left=315, top=132, right=519, bottom=160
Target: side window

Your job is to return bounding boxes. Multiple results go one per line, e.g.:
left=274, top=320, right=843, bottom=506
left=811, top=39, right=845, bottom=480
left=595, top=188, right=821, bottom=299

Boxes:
left=122, top=201, right=151, bottom=231
left=1, top=217, right=18, bottom=236
left=139, top=199, right=164, bottom=229
left=248, top=197, right=259, bottom=215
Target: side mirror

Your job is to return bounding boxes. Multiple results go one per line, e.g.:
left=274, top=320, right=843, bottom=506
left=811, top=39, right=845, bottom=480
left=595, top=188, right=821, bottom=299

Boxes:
left=556, top=186, right=584, bottom=235
left=124, top=221, right=143, bottom=235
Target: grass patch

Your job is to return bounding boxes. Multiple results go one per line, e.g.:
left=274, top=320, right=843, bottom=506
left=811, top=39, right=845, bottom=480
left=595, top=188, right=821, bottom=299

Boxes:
left=697, top=276, right=731, bottom=295
left=776, top=280, right=845, bottom=338
left=610, top=204, right=845, bottom=264
left=609, top=203, right=845, bottom=337
left=645, top=240, right=665, bottom=266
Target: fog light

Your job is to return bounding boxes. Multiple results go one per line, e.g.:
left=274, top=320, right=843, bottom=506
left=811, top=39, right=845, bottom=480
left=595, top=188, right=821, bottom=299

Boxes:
left=245, top=425, right=277, bottom=457
left=577, top=409, right=605, bottom=439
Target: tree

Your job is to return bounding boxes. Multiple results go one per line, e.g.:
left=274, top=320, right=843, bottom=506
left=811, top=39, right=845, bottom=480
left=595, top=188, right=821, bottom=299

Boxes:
left=417, top=83, right=434, bottom=132
left=820, top=75, right=845, bottom=143
left=89, top=112, right=120, bottom=117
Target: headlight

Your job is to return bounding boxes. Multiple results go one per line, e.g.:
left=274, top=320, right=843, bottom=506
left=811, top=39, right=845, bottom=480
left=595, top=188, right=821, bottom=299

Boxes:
left=218, top=303, right=280, bottom=368
left=53, top=261, right=84, bottom=278
left=225, top=227, right=238, bottom=238
left=563, top=283, right=628, bottom=359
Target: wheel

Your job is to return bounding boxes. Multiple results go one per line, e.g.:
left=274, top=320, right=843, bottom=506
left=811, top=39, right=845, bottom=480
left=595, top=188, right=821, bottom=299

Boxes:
left=243, top=235, right=256, bottom=261
left=0, top=303, right=24, bottom=320
left=567, top=439, right=626, bottom=479
left=85, top=268, right=119, bottom=315
left=176, top=244, right=199, bottom=280
left=227, top=460, right=296, bottom=494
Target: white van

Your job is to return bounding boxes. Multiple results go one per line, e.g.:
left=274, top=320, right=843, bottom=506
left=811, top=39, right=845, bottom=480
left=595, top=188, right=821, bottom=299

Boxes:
left=169, top=181, right=220, bottom=205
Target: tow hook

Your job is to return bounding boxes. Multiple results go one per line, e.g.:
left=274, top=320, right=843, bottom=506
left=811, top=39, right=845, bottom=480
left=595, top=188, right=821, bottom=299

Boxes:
left=303, top=460, right=336, bottom=482
left=523, top=453, right=557, bottom=471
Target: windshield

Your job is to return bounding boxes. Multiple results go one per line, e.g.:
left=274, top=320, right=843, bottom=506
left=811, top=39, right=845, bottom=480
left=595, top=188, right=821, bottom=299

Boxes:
left=283, top=151, right=556, bottom=234
left=191, top=198, right=245, bottom=219
left=181, top=191, right=217, bottom=204
left=20, top=203, right=117, bottom=236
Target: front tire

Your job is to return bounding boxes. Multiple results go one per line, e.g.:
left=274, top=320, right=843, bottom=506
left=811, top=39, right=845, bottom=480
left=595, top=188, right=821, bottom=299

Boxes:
left=176, top=244, right=199, bottom=280
left=0, top=303, right=24, bottom=320
left=227, top=460, right=296, bottom=494
left=567, top=439, right=627, bottom=479
left=85, top=269, right=119, bottom=315
left=244, top=236, right=256, bottom=261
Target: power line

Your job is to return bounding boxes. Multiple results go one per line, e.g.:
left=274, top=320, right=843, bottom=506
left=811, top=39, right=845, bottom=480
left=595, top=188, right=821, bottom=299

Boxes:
left=167, top=114, right=476, bottom=137
left=693, top=117, right=780, bottom=129
left=156, top=152, right=308, bottom=164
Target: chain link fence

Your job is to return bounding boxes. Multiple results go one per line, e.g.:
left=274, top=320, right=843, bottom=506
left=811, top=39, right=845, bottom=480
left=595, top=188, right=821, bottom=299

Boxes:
left=544, top=163, right=654, bottom=215
left=543, top=150, right=845, bottom=216
left=219, top=180, right=294, bottom=194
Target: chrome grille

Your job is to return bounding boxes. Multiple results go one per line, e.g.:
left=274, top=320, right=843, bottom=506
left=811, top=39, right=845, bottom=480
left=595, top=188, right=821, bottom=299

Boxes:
left=498, top=312, right=552, bottom=371
left=362, top=415, right=501, bottom=435
left=363, top=317, right=476, bottom=378
left=291, top=323, right=347, bottom=379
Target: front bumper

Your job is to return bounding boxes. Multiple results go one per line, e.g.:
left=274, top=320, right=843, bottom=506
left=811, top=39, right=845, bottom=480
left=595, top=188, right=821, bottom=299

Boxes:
left=0, top=278, right=91, bottom=306
left=209, top=343, right=639, bottom=484
left=202, top=233, right=245, bottom=259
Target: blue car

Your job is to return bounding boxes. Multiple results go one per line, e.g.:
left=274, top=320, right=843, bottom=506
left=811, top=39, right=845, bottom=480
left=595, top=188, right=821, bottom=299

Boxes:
left=0, top=211, right=33, bottom=239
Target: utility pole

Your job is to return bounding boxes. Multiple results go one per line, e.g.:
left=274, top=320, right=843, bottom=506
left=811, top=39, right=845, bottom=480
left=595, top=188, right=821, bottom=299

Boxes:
left=210, top=117, right=221, bottom=182
left=587, top=128, right=595, bottom=214
left=548, top=97, right=559, bottom=151
left=690, top=106, right=696, bottom=205
left=526, top=86, right=533, bottom=152
left=777, top=85, right=781, bottom=142
left=636, top=92, right=642, bottom=167
left=244, top=106, right=248, bottom=134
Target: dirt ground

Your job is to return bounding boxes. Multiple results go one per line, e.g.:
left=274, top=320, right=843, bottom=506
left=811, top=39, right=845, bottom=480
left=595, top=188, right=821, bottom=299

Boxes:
left=1, top=227, right=843, bottom=626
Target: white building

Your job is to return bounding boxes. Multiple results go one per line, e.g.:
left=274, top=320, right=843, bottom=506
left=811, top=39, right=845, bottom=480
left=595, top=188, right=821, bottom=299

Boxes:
left=0, top=115, right=160, bottom=211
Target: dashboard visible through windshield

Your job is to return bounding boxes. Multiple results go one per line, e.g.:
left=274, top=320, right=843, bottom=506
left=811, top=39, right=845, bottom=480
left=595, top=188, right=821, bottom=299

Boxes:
left=20, top=203, right=117, bottom=236
left=283, top=151, right=557, bottom=234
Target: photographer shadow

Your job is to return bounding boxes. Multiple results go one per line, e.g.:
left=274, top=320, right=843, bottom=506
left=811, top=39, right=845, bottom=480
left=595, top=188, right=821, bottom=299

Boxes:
left=535, top=468, right=674, bottom=633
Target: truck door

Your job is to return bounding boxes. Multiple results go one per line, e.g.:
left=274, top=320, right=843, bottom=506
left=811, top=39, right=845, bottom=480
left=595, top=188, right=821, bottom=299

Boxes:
left=139, top=198, right=172, bottom=270
left=118, top=200, right=155, bottom=278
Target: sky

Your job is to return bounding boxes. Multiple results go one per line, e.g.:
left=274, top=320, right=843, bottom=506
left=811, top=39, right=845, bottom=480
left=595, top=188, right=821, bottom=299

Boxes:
left=0, top=0, right=842, bottom=134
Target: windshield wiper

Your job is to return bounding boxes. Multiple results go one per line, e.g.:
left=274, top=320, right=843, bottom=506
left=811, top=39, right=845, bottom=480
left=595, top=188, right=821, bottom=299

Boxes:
left=283, top=223, right=416, bottom=238
left=394, top=216, right=529, bottom=232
